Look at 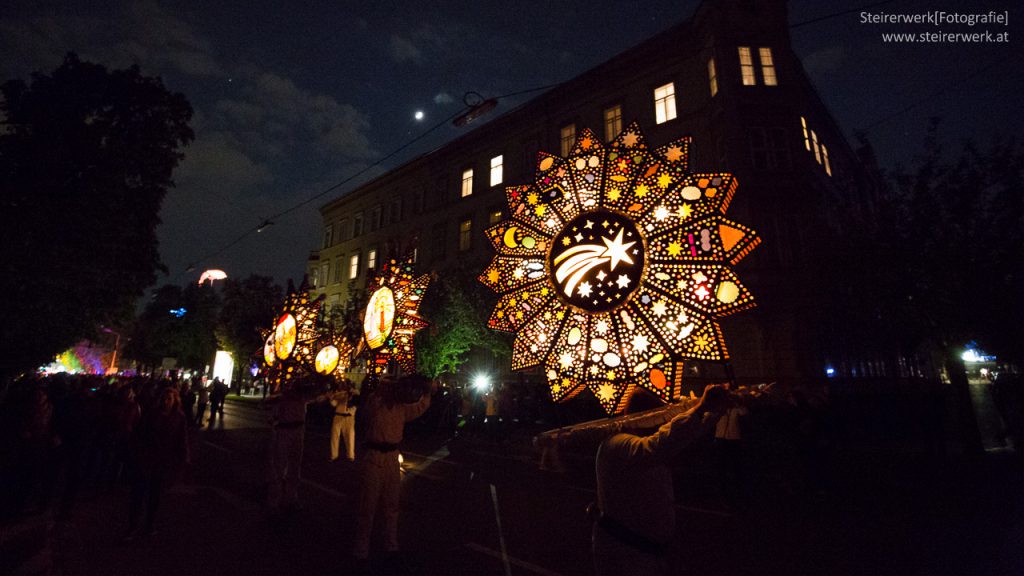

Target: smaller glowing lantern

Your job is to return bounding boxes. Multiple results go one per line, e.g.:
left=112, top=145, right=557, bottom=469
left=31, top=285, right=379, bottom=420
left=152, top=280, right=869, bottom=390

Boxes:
left=314, top=344, right=341, bottom=375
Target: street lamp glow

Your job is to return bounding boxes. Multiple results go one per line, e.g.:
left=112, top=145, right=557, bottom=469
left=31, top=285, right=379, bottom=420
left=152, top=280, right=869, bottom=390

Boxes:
left=472, top=373, right=491, bottom=391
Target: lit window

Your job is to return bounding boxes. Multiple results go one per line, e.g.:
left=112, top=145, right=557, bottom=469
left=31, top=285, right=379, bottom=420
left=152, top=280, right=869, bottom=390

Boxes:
left=653, top=83, right=677, bottom=124
left=811, top=130, right=821, bottom=164
left=800, top=116, right=810, bottom=151
left=410, top=247, right=418, bottom=263
left=708, top=58, right=718, bottom=97
left=353, top=213, right=364, bottom=237
left=490, top=155, right=503, bottom=187
left=322, top=224, right=333, bottom=249
left=459, top=219, right=472, bottom=252
left=759, top=47, right=777, bottom=86
left=603, top=105, right=622, bottom=142
left=461, top=168, right=474, bottom=197
left=348, top=253, right=360, bottom=280
left=489, top=210, right=503, bottom=224
left=560, top=124, right=576, bottom=156
left=367, top=248, right=377, bottom=270
left=822, top=145, right=832, bottom=176
left=738, top=47, right=756, bottom=86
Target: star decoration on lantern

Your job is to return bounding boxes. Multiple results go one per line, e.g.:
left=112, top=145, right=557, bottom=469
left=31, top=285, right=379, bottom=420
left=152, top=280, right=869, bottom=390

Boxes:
left=480, top=122, right=760, bottom=414
left=362, top=252, right=431, bottom=375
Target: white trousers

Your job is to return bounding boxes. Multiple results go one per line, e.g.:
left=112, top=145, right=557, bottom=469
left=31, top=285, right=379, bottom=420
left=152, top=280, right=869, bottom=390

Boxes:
left=330, top=411, right=356, bottom=461
left=352, top=449, right=401, bottom=559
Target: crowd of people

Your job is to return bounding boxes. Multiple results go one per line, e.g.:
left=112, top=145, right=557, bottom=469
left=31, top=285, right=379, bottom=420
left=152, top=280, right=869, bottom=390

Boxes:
left=1, top=369, right=837, bottom=575
left=0, top=372, right=218, bottom=535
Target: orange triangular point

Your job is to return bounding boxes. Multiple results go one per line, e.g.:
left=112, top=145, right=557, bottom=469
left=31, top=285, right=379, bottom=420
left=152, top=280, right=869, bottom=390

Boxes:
left=719, top=224, right=745, bottom=252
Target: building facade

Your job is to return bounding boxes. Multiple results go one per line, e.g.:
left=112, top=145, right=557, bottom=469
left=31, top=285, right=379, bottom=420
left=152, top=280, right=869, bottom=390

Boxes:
left=308, top=0, right=877, bottom=383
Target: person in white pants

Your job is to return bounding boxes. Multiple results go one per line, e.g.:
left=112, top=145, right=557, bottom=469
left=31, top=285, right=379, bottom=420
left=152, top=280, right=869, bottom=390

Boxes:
left=329, top=381, right=357, bottom=462
left=351, top=376, right=434, bottom=563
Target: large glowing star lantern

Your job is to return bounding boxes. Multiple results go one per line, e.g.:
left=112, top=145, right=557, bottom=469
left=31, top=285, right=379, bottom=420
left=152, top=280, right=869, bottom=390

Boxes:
left=480, top=123, right=760, bottom=414
left=362, top=254, right=430, bottom=375
left=260, top=287, right=325, bottom=392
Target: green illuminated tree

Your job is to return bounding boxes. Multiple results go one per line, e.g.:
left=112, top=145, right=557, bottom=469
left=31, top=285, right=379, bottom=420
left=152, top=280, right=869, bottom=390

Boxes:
left=0, top=53, right=194, bottom=377
left=416, top=268, right=510, bottom=380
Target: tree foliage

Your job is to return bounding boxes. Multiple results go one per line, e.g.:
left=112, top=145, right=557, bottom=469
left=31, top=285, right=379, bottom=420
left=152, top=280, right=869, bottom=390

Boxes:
left=215, top=275, right=283, bottom=364
left=125, top=284, right=219, bottom=370
left=416, top=267, right=510, bottom=379
left=887, top=127, right=1023, bottom=362
left=0, top=53, right=194, bottom=377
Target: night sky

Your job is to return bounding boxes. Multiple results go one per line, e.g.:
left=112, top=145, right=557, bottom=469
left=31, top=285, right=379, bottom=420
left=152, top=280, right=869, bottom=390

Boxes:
left=2, top=0, right=1020, bottom=289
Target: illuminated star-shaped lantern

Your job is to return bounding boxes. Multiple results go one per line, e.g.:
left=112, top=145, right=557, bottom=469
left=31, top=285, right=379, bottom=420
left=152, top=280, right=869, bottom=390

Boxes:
left=362, top=252, right=431, bottom=375
left=480, top=122, right=760, bottom=414
left=260, top=284, right=325, bottom=392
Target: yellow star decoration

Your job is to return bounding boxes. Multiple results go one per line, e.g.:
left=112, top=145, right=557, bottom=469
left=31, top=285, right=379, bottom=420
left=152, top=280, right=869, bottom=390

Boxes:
left=480, top=123, right=760, bottom=414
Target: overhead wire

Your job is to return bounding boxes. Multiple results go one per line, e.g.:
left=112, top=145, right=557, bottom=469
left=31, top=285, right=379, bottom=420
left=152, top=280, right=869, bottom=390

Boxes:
left=177, top=82, right=562, bottom=278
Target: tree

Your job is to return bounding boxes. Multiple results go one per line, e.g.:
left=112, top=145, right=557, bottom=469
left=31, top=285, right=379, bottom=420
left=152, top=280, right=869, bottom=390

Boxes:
left=835, top=124, right=1024, bottom=453
left=125, top=283, right=219, bottom=371
left=215, top=275, right=283, bottom=370
left=0, top=53, right=194, bottom=377
left=416, top=267, right=510, bottom=380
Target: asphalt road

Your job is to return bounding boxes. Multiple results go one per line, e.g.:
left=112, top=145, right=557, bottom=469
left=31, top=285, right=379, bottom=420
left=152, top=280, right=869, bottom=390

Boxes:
left=4, top=397, right=1023, bottom=576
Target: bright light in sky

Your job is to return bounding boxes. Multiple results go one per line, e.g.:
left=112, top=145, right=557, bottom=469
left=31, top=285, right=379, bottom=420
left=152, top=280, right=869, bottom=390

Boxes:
left=414, top=110, right=424, bottom=121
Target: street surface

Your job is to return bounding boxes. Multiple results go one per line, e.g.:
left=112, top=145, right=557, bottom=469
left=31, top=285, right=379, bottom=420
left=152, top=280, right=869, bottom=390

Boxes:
left=3, top=397, right=1023, bottom=575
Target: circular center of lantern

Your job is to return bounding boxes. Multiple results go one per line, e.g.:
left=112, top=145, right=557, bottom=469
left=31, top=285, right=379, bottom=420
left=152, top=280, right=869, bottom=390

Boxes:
left=274, top=314, right=297, bottom=360
left=314, top=345, right=340, bottom=375
left=363, top=287, right=396, bottom=350
left=548, top=210, right=645, bottom=313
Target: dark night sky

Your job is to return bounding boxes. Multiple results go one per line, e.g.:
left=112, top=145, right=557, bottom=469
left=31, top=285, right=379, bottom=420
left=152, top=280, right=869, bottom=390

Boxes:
left=2, top=0, right=1020, bottom=289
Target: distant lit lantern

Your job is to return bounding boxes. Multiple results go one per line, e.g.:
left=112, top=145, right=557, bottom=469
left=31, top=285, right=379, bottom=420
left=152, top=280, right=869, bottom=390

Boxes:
left=274, top=313, right=297, bottom=360
left=198, top=269, right=227, bottom=285
left=362, top=251, right=431, bottom=375
left=480, top=123, right=760, bottom=414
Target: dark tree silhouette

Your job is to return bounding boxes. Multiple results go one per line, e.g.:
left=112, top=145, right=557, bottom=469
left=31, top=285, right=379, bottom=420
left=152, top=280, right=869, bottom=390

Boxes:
left=126, top=283, right=219, bottom=371
left=0, top=53, right=194, bottom=377
left=216, top=274, right=283, bottom=367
